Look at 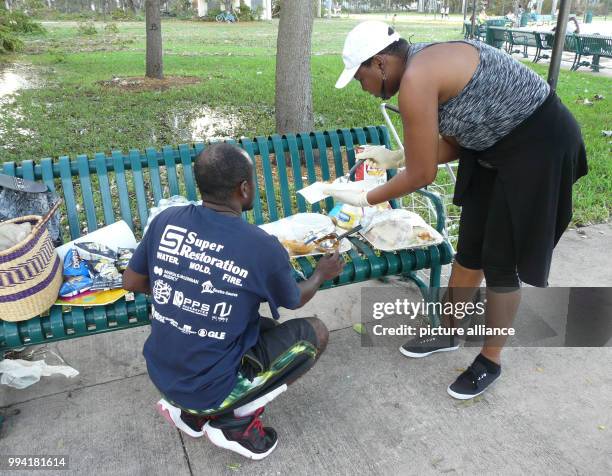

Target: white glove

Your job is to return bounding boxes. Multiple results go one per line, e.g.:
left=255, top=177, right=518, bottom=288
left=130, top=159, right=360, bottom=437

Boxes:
left=355, top=145, right=404, bottom=170
left=320, top=184, right=371, bottom=207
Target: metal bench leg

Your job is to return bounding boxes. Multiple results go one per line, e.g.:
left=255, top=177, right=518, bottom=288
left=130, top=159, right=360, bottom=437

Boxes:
left=572, top=54, right=581, bottom=71
left=403, top=271, right=441, bottom=328
left=533, top=47, right=540, bottom=63
left=523, top=45, right=528, bottom=58
left=591, top=55, right=601, bottom=73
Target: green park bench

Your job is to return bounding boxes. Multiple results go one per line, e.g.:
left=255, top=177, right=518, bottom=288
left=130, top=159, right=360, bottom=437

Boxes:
left=573, top=34, right=612, bottom=72
left=485, top=26, right=508, bottom=49
left=505, top=29, right=538, bottom=59
left=0, top=126, right=453, bottom=356
left=533, top=31, right=554, bottom=63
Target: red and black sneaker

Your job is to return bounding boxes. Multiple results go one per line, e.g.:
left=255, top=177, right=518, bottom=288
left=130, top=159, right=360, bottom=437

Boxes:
left=204, top=407, right=278, bottom=460
left=156, top=399, right=208, bottom=438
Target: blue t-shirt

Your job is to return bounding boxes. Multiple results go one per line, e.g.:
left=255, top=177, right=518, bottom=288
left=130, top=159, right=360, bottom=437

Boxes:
left=128, top=205, right=300, bottom=410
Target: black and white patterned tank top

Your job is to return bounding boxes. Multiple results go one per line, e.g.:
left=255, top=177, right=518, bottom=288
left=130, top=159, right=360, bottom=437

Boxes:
left=407, top=40, right=550, bottom=151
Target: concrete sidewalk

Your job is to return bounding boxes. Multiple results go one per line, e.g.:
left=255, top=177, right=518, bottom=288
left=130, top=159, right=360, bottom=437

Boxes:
left=1, top=224, right=611, bottom=475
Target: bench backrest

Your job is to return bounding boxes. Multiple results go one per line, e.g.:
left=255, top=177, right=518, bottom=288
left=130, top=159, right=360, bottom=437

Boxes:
left=579, top=35, right=612, bottom=58
left=486, top=26, right=507, bottom=48
left=508, top=29, right=538, bottom=47
left=2, top=126, right=392, bottom=242
left=563, top=34, right=580, bottom=53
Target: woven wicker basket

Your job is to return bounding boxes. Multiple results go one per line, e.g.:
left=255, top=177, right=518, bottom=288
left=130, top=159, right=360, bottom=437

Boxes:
left=0, top=200, right=63, bottom=322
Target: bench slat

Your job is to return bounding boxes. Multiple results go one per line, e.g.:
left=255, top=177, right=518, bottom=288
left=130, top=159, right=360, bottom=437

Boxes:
left=270, top=135, right=293, bottom=218
left=59, top=155, right=81, bottom=239
left=76, top=154, right=98, bottom=232
left=296, top=133, right=320, bottom=213
left=313, top=132, right=334, bottom=212
left=347, top=247, right=369, bottom=282
left=286, top=135, right=307, bottom=213
left=162, top=146, right=181, bottom=196
left=339, top=128, right=358, bottom=171
left=145, top=147, right=163, bottom=205
left=240, top=138, right=264, bottom=224
left=112, top=298, right=128, bottom=327
left=178, top=144, right=198, bottom=202
left=128, top=149, right=149, bottom=234
left=40, top=158, right=56, bottom=194
left=94, top=152, right=116, bottom=226
left=111, top=150, right=134, bottom=231
left=326, top=130, right=345, bottom=178
left=50, top=306, right=67, bottom=339
left=255, top=136, right=279, bottom=222
left=21, top=160, right=35, bottom=181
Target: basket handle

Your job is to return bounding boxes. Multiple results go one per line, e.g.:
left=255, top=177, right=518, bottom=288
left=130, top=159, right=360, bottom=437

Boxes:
left=32, top=198, right=63, bottom=234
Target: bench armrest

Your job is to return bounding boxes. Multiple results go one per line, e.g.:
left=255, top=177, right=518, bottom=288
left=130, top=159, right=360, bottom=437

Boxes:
left=414, top=188, right=447, bottom=235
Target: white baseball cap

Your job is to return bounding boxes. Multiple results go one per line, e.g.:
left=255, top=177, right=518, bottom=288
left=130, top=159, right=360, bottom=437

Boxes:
left=335, top=21, right=401, bottom=89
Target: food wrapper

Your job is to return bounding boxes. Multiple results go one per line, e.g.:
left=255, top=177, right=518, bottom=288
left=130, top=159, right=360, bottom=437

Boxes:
left=74, top=241, right=117, bottom=262
left=359, top=209, right=443, bottom=251
left=88, top=258, right=123, bottom=291
left=259, top=213, right=352, bottom=257
left=90, top=274, right=123, bottom=291
left=63, top=248, right=90, bottom=278
left=116, top=248, right=134, bottom=271
left=59, top=275, right=93, bottom=297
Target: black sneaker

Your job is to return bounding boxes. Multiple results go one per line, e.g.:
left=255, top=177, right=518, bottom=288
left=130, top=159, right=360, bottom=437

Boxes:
left=447, top=359, right=501, bottom=400
left=399, top=333, right=460, bottom=358
left=204, top=407, right=278, bottom=460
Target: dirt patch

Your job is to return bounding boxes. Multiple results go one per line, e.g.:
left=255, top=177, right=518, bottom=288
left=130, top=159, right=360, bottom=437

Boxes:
left=97, top=76, right=201, bottom=92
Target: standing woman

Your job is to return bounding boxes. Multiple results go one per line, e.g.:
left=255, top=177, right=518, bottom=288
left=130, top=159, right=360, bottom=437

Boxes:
left=325, top=21, right=587, bottom=399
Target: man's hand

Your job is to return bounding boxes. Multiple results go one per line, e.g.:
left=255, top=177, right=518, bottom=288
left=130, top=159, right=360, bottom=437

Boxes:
left=313, top=251, right=345, bottom=281
left=297, top=251, right=344, bottom=307
left=356, top=145, right=404, bottom=170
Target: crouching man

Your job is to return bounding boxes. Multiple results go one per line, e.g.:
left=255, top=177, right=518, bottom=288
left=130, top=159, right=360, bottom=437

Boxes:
left=123, top=143, right=343, bottom=460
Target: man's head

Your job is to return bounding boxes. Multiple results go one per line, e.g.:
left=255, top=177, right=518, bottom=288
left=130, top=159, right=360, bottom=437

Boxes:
left=194, top=143, right=255, bottom=212
left=335, top=21, right=409, bottom=100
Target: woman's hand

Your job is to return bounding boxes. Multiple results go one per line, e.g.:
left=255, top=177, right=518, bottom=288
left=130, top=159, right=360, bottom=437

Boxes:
left=320, top=184, right=370, bottom=207
left=355, top=145, right=405, bottom=169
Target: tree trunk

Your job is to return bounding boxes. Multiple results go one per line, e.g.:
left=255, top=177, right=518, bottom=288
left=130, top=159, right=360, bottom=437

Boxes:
left=275, top=0, right=315, bottom=135
left=126, top=0, right=137, bottom=13
left=145, top=0, right=163, bottom=79
left=550, top=0, right=558, bottom=15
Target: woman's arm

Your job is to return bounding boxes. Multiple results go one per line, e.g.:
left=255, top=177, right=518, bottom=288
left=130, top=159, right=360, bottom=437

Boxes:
left=367, top=67, right=441, bottom=205
left=438, top=136, right=459, bottom=164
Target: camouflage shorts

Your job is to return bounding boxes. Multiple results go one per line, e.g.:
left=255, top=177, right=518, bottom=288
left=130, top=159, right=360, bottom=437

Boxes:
left=166, top=339, right=317, bottom=416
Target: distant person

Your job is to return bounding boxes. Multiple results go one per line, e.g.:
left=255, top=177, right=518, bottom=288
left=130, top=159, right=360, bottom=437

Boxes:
left=477, top=8, right=489, bottom=24
left=552, top=15, right=580, bottom=34
left=123, top=143, right=344, bottom=460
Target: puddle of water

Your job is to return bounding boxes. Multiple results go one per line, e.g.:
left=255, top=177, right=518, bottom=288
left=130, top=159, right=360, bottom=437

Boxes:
left=0, top=63, right=44, bottom=98
left=0, top=64, right=42, bottom=149
left=0, top=71, right=32, bottom=97
left=172, top=106, right=243, bottom=143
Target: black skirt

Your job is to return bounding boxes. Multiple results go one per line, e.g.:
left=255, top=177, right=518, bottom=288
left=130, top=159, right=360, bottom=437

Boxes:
left=454, top=92, right=588, bottom=287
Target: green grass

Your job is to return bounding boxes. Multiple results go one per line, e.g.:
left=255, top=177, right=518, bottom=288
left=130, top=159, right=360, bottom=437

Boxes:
left=0, top=18, right=610, bottom=225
